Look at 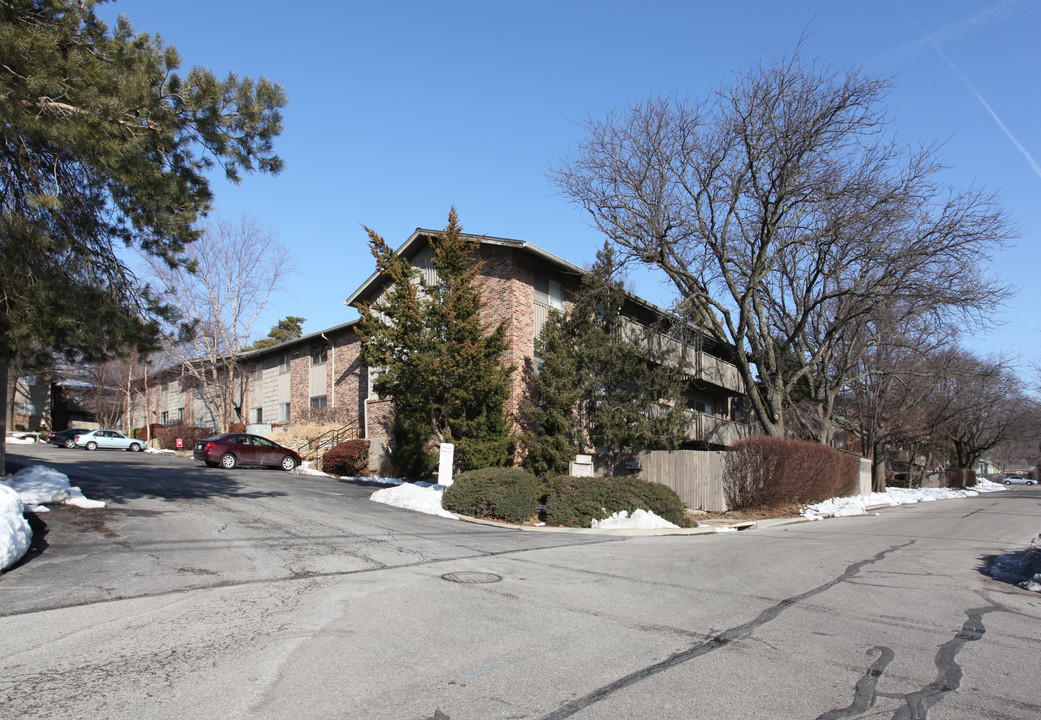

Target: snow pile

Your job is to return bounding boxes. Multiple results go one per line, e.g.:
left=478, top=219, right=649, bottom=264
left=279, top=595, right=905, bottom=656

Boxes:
left=988, top=538, right=1041, bottom=593
left=0, top=483, right=31, bottom=571
left=3, top=465, right=106, bottom=511
left=592, top=509, right=679, bottom=529
left=290, top=463, right=328, bottom=477
left=6, top=435, right=37, bottom=445
left=370, top=481, right=456, bottom=519
left=802, top=482, right=1007, bottom=520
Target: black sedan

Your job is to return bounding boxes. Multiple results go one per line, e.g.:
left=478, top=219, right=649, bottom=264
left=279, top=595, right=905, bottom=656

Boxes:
left=193, top=433, right=301, bottom=471
left=45, top=428, right=92, bottom=448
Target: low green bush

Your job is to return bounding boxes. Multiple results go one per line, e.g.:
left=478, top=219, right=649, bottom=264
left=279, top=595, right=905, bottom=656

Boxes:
left=442, top=467, right=540, bottom=523
left=543, top=475, right=691, bottom=528
left=323, top=439, right=370, bottom=477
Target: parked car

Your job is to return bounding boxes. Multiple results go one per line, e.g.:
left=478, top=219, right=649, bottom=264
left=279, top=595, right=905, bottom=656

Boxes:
left=46, top=428, right=92, bottom=448
left=1001, top=474, right=1036, bottom=485
left=74, top=429, right=145, bottom=452
left=193, top=433, right=301, bottom=471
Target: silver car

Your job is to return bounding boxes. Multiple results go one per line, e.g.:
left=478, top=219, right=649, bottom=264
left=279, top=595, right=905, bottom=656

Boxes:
left=75, top=429, right=145, bottom=452
left=1001, top=474, right=1036, bottom=486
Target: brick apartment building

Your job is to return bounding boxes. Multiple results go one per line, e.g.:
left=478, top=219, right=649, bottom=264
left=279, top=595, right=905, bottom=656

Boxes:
left=133, top=229, right=751, bottom=466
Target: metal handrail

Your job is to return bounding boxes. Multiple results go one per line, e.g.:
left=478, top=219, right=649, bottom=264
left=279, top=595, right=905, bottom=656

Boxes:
left=295, top=422, right=361, bottom=465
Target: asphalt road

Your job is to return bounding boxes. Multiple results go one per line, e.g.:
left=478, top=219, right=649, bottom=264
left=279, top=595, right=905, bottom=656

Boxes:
left=2, top=444, right=1040, bottom=720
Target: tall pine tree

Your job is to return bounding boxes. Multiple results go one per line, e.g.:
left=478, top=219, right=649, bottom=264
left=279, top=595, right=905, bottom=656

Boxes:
left=357, top=209, right=514, bottom=477
left=0, top=1, right=286, bottom=470
left=523, top=244, right=690, bottom=473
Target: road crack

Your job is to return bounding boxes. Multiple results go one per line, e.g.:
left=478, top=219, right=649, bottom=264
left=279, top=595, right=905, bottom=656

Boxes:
left=537, top=541, right=915, bottom=720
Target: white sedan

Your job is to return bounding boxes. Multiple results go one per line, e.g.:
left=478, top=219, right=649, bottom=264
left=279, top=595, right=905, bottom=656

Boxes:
left=74, top=429, right=145, bottom=452
left=1000, top=474, right=1036, bottom=486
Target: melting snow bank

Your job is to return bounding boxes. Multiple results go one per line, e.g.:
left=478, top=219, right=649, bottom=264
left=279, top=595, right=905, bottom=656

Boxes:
left=592, top=509, right=679, bottom=529
left=0, top=484, right=31, bottom=570
left=988, top=537, right=1041, bottom=593
left=370, top=480, right=457, bottom=519
left=801, top=479, right=1008, bottom=521
left=3, top=465, right=106, bottom=512
left=1, top=464, right=105, bottom=571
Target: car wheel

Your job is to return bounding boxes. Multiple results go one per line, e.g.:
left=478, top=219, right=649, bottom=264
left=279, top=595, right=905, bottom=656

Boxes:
left=280, top=455, right=297, bottom=471
left=63, top=438, right=76, bottom=448
left=85, top=441, right=98, bottom=451
left=219, top=453, right=237, bottom=469
left=1028, top=481, right=1036, bottom=486
left=1004, top=480, right=1012, bottom=485
left=128, top=442, right=142, bottom=452
left=204, top=460, right=218, bottom=468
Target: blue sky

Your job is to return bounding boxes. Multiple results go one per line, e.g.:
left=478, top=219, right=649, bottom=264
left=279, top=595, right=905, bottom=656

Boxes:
left=98, top=0, right=1041, bottom=377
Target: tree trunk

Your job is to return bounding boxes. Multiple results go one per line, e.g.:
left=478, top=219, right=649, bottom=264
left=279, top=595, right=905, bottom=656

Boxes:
left=871, top=442, right=887, bottom=493
left=0, top=339, right=10, bottom=476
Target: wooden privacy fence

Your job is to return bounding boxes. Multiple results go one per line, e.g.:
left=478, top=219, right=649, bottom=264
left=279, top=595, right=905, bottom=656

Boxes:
left=633, top=450, right=727, bottom=513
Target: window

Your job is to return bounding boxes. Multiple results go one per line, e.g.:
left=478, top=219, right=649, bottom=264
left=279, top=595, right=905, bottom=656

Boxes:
left=534, top=272, right=564, bottom=310
left=692, top=399, right=713, bottom=416
left=253, top=363, right=263, bottom=381
left=310, top=395, right=327, bottom=410
left=311, top=345, right=328, bottom=365
left=254, top=407, right=263, bottom=423
left=177, top=407, right=184, bottom=422
left=280, top=354, right=290, bottom=374
left=279, top=403, right=291, bottom=422
left=161, top=411, right=169, bottom=424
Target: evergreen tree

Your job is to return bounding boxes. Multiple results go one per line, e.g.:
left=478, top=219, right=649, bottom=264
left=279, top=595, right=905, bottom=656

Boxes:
left=246, top=316, right=306, bottom=351
left=357, top=209, right=514, bottom=477
left=520, top=314, right=581, bottom=476
left=523, top=244, right=690, bottom=472
left=0, top=1, right=286, bottom=469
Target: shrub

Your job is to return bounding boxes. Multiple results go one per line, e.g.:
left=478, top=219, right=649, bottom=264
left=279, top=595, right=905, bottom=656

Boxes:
left=132, top=423, right=165, bottom=441
left=154, top=425, right=214, bottom=451
left=543, top=475, right=691, bottom=528
left=722, top=436, right=859, bottom=510
left=323, top=439, right=370, bottom=477
left=442, top=467, right=540, bottom=524
left=228, top=422, right=247, bottom=434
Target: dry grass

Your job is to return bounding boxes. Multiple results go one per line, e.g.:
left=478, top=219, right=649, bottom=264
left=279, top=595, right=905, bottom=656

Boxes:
left=695, top=502, right=803, bottom=522
left=270, top=422, right=343, bottom=449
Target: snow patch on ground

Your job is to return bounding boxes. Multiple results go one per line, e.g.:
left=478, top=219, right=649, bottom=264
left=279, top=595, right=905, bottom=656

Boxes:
left=3, top=465, right=106, bottom=511
left=1, top=463, right=105, bottom=570
left=0, top=483, right=31, bottom=571
left=801, top=480, right=1007, bottom=521
left=370, top=481, right=456, bottom=519
left=592, top=509, right=679, bottom=529
left=988, top=538, right=1041, bottom=593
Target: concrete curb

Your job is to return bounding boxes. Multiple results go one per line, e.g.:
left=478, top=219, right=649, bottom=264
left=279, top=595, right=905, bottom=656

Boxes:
left=453, top=512, right=813, bottom=536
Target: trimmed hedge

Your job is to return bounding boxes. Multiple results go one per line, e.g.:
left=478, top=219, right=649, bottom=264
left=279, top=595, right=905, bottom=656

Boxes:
left=442, top=467, right=540, bottom=524
left=722, top=436, right=859, bottom=510
left=543, top=475, right=691, bottom=528
left=323, top=439, right=370, bottom=477
left=153, top=425, right=214, bottom=451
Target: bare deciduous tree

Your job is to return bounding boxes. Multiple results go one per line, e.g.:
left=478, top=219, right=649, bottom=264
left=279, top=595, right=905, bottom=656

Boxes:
left=144, top=215, right=292, bottom=431
left=925, top=350, right=1034, bottom=470
left=552, top=45, right=1013, bottom=438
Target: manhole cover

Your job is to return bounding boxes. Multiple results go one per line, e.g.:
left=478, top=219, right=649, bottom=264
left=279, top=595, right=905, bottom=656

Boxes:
left=441, top=571, right=502, bottom=584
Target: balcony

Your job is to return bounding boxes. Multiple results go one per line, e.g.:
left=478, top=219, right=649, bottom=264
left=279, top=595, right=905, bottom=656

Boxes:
left=688, top=412, right=751, bottom=447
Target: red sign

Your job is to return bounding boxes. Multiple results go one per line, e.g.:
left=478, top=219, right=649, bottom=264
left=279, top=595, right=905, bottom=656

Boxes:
left=176, top=438, right=183, bottom=448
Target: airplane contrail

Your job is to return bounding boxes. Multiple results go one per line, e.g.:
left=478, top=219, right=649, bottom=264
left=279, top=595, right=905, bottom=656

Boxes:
left=898, top=1, right=1041, bottom=182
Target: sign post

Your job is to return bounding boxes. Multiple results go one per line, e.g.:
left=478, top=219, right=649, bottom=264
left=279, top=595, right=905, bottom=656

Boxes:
left=438, top=443, right=455, bottom=487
